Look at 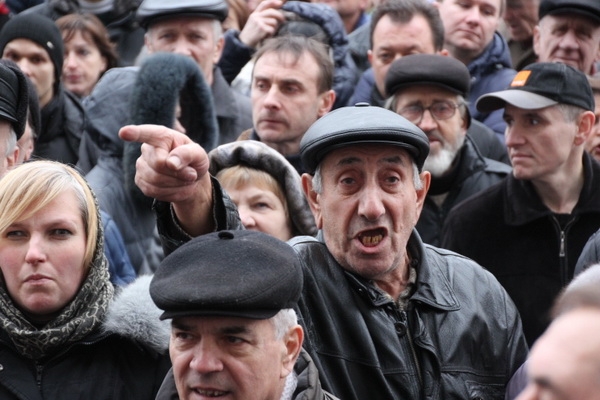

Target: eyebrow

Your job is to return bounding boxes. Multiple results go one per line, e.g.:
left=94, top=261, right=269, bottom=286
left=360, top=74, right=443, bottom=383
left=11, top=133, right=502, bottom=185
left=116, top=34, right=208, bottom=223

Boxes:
left=171, top=320, right=253, bottom=335
left=337, top=154, right=406, bottom=166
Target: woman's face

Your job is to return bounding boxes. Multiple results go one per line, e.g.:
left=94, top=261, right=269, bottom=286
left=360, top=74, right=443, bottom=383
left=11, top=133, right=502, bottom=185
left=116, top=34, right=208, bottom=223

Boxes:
left=223, top=182, right=293, bottom=241
left=0, top=190, right=87, bottom=319
left=62, top=30, right=107, bottom=97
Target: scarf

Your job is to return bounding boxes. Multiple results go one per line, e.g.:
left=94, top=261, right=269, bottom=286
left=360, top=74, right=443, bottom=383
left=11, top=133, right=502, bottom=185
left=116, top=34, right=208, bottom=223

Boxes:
left=0, top=202, right=114, bottom=360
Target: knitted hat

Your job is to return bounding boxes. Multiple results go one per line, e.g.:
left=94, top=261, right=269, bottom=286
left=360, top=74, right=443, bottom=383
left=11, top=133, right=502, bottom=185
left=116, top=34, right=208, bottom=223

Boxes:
left=0, top=13, right=64, bottom=92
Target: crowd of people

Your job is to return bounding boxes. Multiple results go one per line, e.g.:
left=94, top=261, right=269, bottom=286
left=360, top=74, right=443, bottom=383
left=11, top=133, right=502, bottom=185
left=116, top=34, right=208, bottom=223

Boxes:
left=0, top=0, right=598, bottom=398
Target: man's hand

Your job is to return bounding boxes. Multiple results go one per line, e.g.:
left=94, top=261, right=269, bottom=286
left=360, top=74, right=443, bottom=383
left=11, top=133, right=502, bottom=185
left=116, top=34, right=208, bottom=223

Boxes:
left=239, top=0, right=286, bottom=48
left=119, top=124, right=215, bottom=235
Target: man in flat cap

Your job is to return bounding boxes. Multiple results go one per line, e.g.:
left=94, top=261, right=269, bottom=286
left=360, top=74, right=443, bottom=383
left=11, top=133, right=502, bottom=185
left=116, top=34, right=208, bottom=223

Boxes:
left=150, top=230, right=337, bottom=400
left=120, top=103, right=527, bottom=399
left=385, top=53, right=511, bottom=246
left=534, top=0, right=600, bottom=75
left=443, top=62, right=600, bottom=347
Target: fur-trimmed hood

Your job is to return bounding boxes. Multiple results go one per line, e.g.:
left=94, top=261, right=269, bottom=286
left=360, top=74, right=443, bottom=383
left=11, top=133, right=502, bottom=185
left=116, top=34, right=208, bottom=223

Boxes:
left=103, top=275, right=170, bottom=354
left=209, top=140, right=317, bottom=237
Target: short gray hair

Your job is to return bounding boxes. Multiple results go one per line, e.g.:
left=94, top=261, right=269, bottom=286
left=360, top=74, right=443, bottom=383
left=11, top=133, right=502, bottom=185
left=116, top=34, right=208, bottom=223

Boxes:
left=4, top=127, right=16, bottom=157
left=270, top=308, right=298, bottom=340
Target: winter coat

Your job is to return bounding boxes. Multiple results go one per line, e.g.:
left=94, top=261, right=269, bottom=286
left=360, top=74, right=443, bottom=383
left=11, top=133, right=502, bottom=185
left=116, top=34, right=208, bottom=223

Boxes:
left=417, top=137, right=511, bottom=247
left=35, top=85, right=84, bottom=165
left=23, top=0, right=144, bottom=66
left=155, top=350, right=339, bottom=400
left=101, top=210, right=136, bottom=287
left=467, top=32, right=517, bottom=140
left=574, top=227, right=600, bottom=276
left=219, top=1, right=359, bottom=110
left=0, top=276, right=171, bottom=399
left=154, top=179, right=528, bottom=400
left=212, top=67, right=253, bottom=145
left=442, top=153, right=600, bottom=346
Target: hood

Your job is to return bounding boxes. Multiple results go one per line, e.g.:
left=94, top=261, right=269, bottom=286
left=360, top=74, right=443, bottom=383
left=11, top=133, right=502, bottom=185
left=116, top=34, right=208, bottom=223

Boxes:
left=103, top=275, right=170, bottom=354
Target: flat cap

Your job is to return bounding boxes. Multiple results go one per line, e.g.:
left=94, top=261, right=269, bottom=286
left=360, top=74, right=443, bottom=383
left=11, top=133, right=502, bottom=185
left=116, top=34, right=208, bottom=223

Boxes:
left=477, top=62, right=594, bottom=112
left=137, top=0, right=229, bottom=28
left=539, top=0, right=600, bottom=24
left=384, top=54, right=471, bottom=98
left=150, top=230, right=302, bottom=320
left=0, top=60, right=29, bottom=139
left=300, top=103, right=429, bottom=174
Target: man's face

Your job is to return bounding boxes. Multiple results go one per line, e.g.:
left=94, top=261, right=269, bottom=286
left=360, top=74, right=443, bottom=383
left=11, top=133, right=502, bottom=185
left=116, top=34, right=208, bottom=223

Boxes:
left=393, top=86, right=467, bottom=177
left=534, top=14, right=600, bottom=75
left=251, top=51, right=334, bottom=156
left=584, top=92, right=600, bottom=162
left=2, top=39, right=55, bottom=108
left=304, top=145, right=429, bottom=283
left=516, top=309, right=600, bottom=400
left=503, top=0, right=539, bottom=42
left=170, top=316, right=299, bottom=400
left=145, top=16, right=223, bottom=85
left=436, top=0, right=502, bottom=59
left=503, top=103, right=588, bottom=182
left=369, top=14, right=439, bottom=97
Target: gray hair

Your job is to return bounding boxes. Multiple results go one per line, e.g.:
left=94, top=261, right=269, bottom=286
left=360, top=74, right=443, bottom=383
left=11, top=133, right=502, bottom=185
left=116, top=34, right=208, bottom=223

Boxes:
left=270, top=308, right=298, bottom=340
left=557, top=103, right=588, bottom=123
left=4, top=127, right=16, bottom=157
left=311, top=159, right=423, bottom=194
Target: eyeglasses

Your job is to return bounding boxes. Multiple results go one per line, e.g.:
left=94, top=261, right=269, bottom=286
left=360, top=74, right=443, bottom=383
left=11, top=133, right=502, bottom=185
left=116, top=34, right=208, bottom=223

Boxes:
left=397, top=101, right=463, bottom=125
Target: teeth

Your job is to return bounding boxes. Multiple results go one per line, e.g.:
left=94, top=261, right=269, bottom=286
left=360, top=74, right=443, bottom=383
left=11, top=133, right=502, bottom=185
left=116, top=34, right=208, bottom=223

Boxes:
left=196, top=389, right=226, bottom=397
left=361, top=235, right=383, bottom=246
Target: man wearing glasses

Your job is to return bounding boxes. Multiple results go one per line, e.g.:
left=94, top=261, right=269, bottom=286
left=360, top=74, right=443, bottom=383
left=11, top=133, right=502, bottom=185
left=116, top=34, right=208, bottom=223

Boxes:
left=385, top=54, right=511, bottom=246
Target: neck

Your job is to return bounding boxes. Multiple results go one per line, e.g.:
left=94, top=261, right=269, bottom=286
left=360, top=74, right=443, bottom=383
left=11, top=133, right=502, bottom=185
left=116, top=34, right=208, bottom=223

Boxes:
left=446, top=43, right=479, bottom=66
left=531, top=163, right=585, bottom=214
left=342, top=12, right=361, bottom=34
left=373, top=254, right=411, bottom=300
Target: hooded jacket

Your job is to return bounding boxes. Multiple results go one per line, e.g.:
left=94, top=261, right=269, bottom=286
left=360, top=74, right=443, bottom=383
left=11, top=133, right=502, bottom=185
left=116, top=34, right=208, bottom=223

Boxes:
left=467, top=32, right=516, bottom=140
left=218, top=1, right=359, bottom=110
left=24, top=0, right=144, bottom=66
left=153, top=177, right=528, bottom=400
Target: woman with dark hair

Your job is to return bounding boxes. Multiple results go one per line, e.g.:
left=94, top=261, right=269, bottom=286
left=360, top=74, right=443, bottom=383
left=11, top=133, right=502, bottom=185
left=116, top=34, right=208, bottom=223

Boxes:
left=57, top=13, right=119, bottom=98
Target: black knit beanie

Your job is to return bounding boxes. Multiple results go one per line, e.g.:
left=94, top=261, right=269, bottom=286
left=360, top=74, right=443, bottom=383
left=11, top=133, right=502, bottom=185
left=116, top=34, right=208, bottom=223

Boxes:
left=0, top=13, right=64, bottom=92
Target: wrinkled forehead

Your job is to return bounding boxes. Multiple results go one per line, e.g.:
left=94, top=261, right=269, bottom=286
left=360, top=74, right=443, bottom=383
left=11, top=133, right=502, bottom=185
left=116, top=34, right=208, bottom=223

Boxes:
left=320, top=143, right=414, bottom=170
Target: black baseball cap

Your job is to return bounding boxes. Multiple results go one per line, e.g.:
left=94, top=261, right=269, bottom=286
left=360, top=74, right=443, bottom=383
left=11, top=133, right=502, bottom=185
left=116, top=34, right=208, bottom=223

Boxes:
left=476, top=62, right=594, bottom=112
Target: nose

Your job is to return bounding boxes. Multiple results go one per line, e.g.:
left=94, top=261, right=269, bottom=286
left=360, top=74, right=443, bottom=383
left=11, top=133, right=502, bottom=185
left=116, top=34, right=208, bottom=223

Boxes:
left=25, top=234, right=47, bottom=265
left=464, top=6, right=482, bottom=24
left=262, top=85, right=282, bottom=110
left=189, top=341, right=225, bottom=374
left=417, top=108, right=438, bottom=132
left=239, top=207, right=257, bottom=228
left=172, top=38, right=193, bottom=57
left=514, top=383, right=537, bottom=400
left=64, top=51, right=78, bottom=69
left=504, top=124, right=525, bottom=148
left=558, top=29, right=579, bottom=50
left=15, top=59, right=31, bottom=77
left=358, top=182, right=386, bottom=221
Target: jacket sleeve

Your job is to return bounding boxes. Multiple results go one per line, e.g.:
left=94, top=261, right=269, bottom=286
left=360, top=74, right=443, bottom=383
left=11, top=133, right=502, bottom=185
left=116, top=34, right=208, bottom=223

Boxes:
left=155, top=176, right=244, bottom=256
left=574, top=228, right=600, bottom=276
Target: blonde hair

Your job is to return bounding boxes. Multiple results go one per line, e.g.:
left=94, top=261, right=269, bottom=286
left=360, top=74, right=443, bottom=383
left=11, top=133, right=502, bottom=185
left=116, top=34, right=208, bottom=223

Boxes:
left=0, top=161, right=99, bottom=268
left=216, top=165, right=290, bottom=218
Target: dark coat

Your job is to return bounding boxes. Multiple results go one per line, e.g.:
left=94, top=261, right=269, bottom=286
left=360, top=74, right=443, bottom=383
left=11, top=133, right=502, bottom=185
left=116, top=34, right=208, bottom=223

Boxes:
left=417, top=138, right=511, bottom=246
left=154, top=178, right=528, bottom=400
left=35, top=86, right=84, bottom=165
left=0, top=277, right=171, bottom=400
left=442, top=153, right=600, bottom=346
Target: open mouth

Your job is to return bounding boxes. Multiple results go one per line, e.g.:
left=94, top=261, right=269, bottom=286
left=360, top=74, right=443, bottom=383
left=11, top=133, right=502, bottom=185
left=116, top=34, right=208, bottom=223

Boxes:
left=193, top=389, right=229, bottom=397
left=358, top=229, right=385, bottom=247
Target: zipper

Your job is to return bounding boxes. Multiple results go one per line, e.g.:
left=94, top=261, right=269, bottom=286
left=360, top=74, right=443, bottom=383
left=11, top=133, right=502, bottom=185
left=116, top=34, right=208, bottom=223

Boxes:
left=552, top=215, right=578, bottom=285
left=393, top=307, right=423, bottom=389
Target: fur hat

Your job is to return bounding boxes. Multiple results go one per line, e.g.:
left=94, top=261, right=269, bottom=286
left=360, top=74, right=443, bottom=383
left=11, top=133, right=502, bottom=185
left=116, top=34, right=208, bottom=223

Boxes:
left=209, top=140, right=317, bottom=237
left=124, top=52, right=219, bottom=207
left=0, top=13, right=64, bottom=92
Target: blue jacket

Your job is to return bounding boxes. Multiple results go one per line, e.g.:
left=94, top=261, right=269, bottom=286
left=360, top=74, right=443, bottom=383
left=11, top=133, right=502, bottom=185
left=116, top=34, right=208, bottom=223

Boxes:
left=468, top=32, right=516, bottom=140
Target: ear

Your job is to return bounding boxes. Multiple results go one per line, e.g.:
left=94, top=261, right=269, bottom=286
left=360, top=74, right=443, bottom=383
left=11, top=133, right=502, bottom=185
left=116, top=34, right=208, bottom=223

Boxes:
left=317, top=90, right=336, bottom=117
left=213, top=36, right=225, bottom=64
left=280, top=325, right=304, bottom=378
left=532, top=25, right=541, bottom=56
left=144, top=32, right=154, bottom=53
left=6, top=146, right=17, bottom=170
left=302, top=173, right=323, bottom=229
left=414, top=170, right=430, bottom=222
left=367, top=49, right=373, bottom=64
left=574, top=110, right=595, bottom=146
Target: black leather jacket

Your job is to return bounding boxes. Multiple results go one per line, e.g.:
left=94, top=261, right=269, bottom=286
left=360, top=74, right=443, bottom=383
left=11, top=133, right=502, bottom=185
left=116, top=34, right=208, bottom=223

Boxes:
left=155, top=178, right=528, bottom=400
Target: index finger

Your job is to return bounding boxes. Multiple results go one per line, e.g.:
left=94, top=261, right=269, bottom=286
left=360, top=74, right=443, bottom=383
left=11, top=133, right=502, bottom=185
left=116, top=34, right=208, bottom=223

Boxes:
left=119, top=124, right=192, bottom=150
